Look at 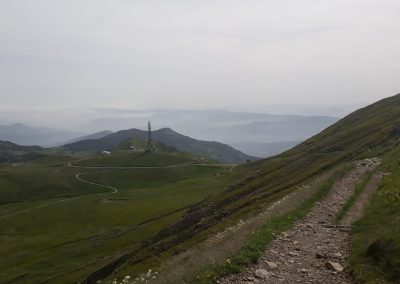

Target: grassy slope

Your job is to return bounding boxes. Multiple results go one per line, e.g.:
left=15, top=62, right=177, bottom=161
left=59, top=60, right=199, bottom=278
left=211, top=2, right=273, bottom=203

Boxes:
left=64, top=128, right=255, bottom=163
left=0, top=156, right=105, bottom=204
left=97, top=94, right=400, bottom=283
left=193, top=165, right=351, bottom=283
left=349, top=144, right=400, bottom=283
left=0, top=152, right=233, bottom=283
left=75, top=151, right=197, bottom=167
left=135, top=94, right=400, bottom=254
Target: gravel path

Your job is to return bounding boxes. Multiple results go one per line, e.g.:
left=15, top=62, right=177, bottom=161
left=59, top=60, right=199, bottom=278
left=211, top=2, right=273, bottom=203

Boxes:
left=219, top=159, right=381, bottom=284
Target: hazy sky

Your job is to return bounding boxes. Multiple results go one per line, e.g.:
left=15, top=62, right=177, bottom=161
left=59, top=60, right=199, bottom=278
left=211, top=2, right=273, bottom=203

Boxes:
left=1, top=0, right=399, bottom=110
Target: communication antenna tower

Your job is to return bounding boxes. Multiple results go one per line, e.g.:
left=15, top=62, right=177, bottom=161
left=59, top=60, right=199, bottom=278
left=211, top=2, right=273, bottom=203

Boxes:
left=145, top=121, right=153, bottom=153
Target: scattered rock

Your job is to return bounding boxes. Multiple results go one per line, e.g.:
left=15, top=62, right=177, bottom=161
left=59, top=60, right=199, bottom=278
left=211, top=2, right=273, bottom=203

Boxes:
left=333, top=252, right=343, bottom=258
left=325, top=261, right=344, bottom=272
left=255, top=269, right=269, bottom=279
left=266, top=261, right=278, bottom=269
left=300, top=268, right=309, bottom=273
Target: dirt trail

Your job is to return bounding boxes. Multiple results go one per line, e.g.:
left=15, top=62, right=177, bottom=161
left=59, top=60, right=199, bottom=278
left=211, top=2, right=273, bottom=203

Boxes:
left=75, top=172, right=119, bottom=194
left=340, top=172, right=383, bottom=225
left=220, top=160, right=381, bottom=284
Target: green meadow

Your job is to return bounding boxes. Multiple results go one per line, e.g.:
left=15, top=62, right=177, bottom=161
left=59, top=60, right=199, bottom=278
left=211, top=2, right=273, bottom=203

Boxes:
left=0, top=152, right=233, bottom=283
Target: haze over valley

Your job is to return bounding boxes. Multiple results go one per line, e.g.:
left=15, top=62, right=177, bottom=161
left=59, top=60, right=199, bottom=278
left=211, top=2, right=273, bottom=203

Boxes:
left=1, top=1, right=399, bottom=283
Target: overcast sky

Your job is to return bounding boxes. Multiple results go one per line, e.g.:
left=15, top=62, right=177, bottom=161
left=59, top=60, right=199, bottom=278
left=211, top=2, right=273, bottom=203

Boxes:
left=1, top=0, right=399, bottom=111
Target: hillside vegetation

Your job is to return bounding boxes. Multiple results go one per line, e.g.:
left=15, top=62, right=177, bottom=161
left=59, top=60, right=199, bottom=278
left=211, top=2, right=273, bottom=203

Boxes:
left=64, top=127, right=256, bottom=163
left=74, top=151, right=197, bottom=168
left=0, top=149, right=234, bottom=283
left=0, top=140, right=45, bottom=164
left=94, top=94, right=400, bottom=283
left=349, top=143, right=400, bottom=283
left=148, top=93, right=400, bottom=247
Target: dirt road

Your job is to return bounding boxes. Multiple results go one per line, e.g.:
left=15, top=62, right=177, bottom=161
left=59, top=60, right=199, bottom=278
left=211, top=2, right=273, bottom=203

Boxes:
left=220, top=160, right=381, bottom=284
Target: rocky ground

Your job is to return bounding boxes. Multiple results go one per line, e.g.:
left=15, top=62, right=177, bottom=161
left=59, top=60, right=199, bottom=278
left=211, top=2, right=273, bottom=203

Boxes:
left=219, top=159, right=381, bottom=284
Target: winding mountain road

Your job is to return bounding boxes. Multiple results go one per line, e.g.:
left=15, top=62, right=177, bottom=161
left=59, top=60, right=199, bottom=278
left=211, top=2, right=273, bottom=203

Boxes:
left=0, top=159, right=236, bottom=221
left=75, top=172, right=118, bottom=194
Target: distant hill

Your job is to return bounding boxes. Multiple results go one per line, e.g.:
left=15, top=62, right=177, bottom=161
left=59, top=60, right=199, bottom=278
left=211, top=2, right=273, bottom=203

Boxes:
left=191, top=116, right=339, bottom=144
left=0, top=140, right=44, bottom=163
left=0, top=123, right=81, bottom=147
left=84, top=110, right=338, bottom=150
left=0, top=140, right=41, bottom=151
left=118, top=137, right=179, bottom=153
left=231, top=141, right=301, bottom=158
left=62, top=130, right=113, bottom=145
left=64, top=128, right=256, bottom=163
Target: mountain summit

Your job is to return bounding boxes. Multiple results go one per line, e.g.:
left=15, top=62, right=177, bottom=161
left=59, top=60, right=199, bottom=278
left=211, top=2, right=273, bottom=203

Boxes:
left=64, top=127, right=257, bottom=163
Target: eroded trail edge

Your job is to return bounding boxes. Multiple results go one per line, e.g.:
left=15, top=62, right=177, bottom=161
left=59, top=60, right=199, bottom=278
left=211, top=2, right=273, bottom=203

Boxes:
left=220, top=159, right=381, bottom=284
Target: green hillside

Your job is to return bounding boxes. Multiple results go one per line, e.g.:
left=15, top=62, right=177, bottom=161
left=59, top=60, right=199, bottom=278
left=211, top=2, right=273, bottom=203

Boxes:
left=161, top=93, right=400, bottom=238
left=64, top=128, right=256, bottom=163
left=1, top=94, right=400, bottom=283
left=88, top=94, right=400, bottom=283
left=0, top=140, right=45, bottom=164
left=0, top=149, right=234, bottom=283
left=74, top=151, right=200, bottom=168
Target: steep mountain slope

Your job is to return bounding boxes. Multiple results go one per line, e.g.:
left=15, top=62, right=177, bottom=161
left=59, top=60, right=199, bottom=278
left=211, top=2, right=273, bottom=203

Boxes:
left=0, top=123, right=81, bottom=146
left=64, top=128, right=256, bottom=163
left=85, top=94, right=400, bottom=283
left=177, top=93, right=400, bottom=230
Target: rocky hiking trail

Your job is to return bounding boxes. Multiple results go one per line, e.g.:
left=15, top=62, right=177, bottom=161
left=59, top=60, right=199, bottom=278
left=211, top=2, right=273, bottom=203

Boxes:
left=219, top=159, right=382, bottom=284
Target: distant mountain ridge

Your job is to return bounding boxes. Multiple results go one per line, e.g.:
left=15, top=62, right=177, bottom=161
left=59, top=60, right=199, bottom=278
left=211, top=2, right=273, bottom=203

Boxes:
left=62, top=130, right=113, bottom=145
left=231, top=141, right=301, bottom=158
left=0, top=140, right=42, bottom=151
left=64, top=127, right=256, bottom=163
left=191, top=116, right=339, bottom=144
left=0, top=123, right=81, bottom=147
